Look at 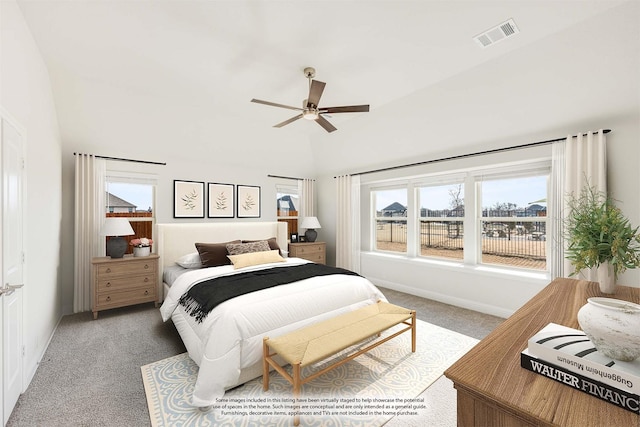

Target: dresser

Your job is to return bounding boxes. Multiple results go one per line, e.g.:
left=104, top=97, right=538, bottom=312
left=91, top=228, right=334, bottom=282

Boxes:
left=444, top=278, right=640, bottom=427
left=288, top=242, right=326, bottom=264
left=91, top=254, right=159, bottom=319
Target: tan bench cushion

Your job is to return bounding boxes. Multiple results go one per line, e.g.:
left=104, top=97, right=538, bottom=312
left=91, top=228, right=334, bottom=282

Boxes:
left=267, top=302, right=413, bottom=367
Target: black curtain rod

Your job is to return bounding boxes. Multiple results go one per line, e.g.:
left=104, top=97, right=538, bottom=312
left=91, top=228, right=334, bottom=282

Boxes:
left=345, top=129, right=611, bottom=177
left=73, top=152, right=166, bottom=166
left=267, top=174, right=315, bottom=181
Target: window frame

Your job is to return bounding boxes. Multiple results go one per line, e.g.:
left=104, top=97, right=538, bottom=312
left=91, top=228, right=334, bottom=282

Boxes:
left=371, top=185, right=409, bottom=254
left=414, top=180, right=466, bottom=262
left=368, top=161, right=550, bottom=273
left=276, top=184, right=300, bottom=236
left=105, top=170, right=157, bottom=254
left=474, top=169, right=549, bottom=270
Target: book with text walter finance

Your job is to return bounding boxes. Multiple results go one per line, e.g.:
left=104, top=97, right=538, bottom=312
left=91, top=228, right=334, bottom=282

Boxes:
left=527, top=323, right=640, bottom=395
left=521, top=348, right=640, bottom=414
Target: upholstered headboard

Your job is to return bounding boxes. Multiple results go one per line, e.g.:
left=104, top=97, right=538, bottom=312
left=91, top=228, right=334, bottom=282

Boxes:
left=156, top=222, right=288, bottom=299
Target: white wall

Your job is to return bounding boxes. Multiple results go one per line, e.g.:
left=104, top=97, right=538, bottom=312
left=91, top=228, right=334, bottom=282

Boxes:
left=1, top=0, right=63, bottom=385
left=57, top=87, right=317, bottom=312
left=315, top=1, right=640, bottom=318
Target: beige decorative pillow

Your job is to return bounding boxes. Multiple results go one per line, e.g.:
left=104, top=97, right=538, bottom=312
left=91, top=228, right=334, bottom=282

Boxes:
left=226, top=240, right=271, bottom=255
left=227, top=250, right=285, bottom=269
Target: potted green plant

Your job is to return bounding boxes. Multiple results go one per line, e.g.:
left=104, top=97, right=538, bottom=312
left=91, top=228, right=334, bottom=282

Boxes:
left=565, top=184, right=640, bottom=293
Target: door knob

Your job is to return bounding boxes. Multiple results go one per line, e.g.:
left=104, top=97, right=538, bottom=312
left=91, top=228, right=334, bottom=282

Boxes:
left=1, top=283, right=24, bottom=296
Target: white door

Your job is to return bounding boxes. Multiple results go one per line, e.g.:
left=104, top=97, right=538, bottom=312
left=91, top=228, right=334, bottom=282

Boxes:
left=1, top=117, right=24, bottom=426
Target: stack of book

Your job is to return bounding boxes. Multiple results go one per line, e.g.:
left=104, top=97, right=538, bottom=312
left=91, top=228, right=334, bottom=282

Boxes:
left=521, top=323, right=640, bottom=414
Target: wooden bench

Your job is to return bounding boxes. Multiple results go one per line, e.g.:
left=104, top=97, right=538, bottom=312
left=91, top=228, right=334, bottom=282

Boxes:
left=262, top=301, right=416, bottom=426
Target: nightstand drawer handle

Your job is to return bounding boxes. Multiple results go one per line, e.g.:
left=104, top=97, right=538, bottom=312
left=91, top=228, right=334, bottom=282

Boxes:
left=106, top=268, right=111, bottom=273
left=144, top=264, right=149, bottom=269
left=106, top=282, right=111, bottom=287
left=106, top=296, right=111, bottom=302
left=144, top=290, right=149, bottom=295
left=144, top=277, right=149, bottom=282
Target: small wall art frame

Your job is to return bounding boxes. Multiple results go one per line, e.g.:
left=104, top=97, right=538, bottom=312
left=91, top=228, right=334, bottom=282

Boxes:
left=237, top=185, right=261, bottom=218
left=174, top=180, right=205, bottom=218
left=207, top=182, right=234, bottom=218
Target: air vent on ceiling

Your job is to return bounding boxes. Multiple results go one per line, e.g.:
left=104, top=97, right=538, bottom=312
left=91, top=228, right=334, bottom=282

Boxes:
left=474, top=18, right=519, bottom=48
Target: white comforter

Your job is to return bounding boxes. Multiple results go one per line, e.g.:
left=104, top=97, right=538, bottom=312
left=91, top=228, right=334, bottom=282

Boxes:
left=160, top=258, right=386, bottom=406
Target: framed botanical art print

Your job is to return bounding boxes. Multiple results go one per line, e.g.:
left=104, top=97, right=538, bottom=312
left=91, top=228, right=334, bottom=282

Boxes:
left=207, top=183, right=234, bottom=218
left=174, top=180, right=205, bottom=218
left=237, top=185, right=261, bottom=218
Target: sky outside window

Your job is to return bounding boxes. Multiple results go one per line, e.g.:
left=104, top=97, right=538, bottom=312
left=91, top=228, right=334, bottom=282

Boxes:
left=107, top=182, right=154, bottom=212
left=376, top=176, right=546, bottom=211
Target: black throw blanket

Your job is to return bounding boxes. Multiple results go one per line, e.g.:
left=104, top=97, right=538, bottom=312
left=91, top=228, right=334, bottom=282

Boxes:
left=179, top=263, right=361, bottom=323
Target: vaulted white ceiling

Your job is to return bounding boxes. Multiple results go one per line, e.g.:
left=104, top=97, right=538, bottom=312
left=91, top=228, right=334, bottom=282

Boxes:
left=15, top=1, right=630, bottom=158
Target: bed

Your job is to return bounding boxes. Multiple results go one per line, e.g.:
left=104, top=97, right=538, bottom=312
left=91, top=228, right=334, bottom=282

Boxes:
left=156, top=222, right=386, bottom=407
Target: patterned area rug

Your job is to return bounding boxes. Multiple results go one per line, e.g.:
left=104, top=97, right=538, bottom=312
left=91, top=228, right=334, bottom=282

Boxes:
left=141, top=320, right=477, bottom=426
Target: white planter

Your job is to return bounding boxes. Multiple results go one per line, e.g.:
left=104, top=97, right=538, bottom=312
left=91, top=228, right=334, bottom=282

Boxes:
left=133, top=246, right=151, bottom=257
left=596, top=262, right=616, bottom=294
left=577, top=297, right=640, bottom=361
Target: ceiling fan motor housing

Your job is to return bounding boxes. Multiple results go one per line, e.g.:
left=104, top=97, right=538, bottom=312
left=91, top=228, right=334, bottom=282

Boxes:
left=303, top=67, right=316, bottom=79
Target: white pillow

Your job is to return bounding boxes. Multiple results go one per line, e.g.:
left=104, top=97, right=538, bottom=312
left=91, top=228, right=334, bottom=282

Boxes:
left=176, top=252, right=202, bottom=269
left=227, top=250, right=285, bottom=269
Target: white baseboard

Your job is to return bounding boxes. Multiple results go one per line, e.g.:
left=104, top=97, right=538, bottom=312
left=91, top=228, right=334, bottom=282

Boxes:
left=370, top=276, right=514, bottom=319
left=23, top=314, right=64, bottom=392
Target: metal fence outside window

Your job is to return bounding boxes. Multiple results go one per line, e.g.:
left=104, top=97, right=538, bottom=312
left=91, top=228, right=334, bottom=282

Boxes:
left=375, top=215, right=547, bottom=270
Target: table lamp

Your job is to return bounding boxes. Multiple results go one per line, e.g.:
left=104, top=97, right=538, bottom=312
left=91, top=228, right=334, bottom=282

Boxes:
left=300, top=216, right=321, bottom=242
left=101, top=218, right=134, bottom=258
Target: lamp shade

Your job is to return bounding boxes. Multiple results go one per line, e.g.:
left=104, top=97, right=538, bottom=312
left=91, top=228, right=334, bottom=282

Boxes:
left=300, top=216, right=321, bottom=230
left=101, top=218, right=135, bottom=236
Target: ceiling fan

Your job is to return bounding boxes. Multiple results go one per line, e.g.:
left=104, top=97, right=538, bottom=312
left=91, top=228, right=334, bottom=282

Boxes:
left=251, top=67, right=369, bottom=133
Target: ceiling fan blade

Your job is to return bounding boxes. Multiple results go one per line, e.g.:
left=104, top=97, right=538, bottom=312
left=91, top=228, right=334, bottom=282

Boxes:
left=316, top=115, right=337, bottom=133
left=307, top=80, right=326, bottom=108
left=274, top=114, right=303, bottom=128
left=251, top=99, right=303, bottom=111
left=319, top=105, right=370, bottom=114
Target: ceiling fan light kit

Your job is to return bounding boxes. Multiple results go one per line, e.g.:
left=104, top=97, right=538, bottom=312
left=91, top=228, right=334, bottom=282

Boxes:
left=302, top=108, right=319, bottom=120
left=251, top=67, right=369, bottom=133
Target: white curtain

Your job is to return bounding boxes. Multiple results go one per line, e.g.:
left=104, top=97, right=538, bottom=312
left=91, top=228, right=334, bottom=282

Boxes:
left=336, top=174, right=361, bottom=272
left=549, top=129, right=607, bottom=279
left=298, top=178, right=315, bottom=226
left=548, top=142, right=565, bottom=279
left=74, top=154, right=106, bottom=312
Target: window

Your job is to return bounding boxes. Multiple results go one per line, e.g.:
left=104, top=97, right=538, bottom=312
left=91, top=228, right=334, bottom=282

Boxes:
left=105, top=174, right=156, bottom=255
left=277, top=185, right=299, bottom=235
left=478, top=174, right=547, bottom=270
left=418, top=182, right=464, bottom=261
left=369, top=162, right=550, bottom=272
left=373, top=188, right=408, bottom=253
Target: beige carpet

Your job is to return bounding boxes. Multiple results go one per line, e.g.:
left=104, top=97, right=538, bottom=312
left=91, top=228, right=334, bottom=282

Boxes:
left=142, top=320, right=477, bottom=426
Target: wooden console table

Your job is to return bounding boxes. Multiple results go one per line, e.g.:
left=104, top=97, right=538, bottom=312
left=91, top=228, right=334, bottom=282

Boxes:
left=444, top=278, right=639, bottom=426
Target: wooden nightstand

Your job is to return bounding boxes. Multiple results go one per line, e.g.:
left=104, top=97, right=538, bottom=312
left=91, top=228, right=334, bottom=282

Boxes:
left=288, top=242, right=326, bottom=264
left=91, top=254, right=159, bottom=319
